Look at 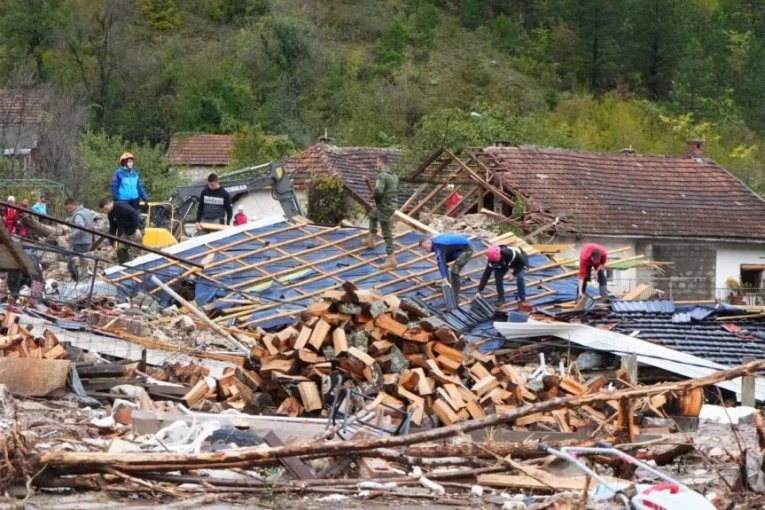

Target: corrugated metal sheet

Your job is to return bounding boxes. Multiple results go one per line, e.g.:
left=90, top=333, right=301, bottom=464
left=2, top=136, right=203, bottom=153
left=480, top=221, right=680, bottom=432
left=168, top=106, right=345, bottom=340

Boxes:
left=611, top=300, right=675, bottom=314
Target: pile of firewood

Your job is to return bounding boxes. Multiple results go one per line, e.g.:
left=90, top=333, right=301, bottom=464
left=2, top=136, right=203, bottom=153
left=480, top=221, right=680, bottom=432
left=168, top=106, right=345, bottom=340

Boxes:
left=0, top=312, right=68, bottom=360
left=167, top=283, right=673, bottom=434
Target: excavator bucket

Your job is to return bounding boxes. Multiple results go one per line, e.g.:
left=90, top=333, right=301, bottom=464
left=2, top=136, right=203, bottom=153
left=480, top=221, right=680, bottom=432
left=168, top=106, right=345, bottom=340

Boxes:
left=143, top=227, right=178, bottom=249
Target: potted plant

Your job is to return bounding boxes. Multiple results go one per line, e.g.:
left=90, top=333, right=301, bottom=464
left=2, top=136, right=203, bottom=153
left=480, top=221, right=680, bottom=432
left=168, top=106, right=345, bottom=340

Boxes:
left=725, top=277, right=748, bottom=305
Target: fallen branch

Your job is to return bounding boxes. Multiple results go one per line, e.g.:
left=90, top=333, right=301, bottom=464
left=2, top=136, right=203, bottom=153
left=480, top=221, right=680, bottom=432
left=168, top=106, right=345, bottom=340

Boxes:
left=40, top=359, right=765, bottom=473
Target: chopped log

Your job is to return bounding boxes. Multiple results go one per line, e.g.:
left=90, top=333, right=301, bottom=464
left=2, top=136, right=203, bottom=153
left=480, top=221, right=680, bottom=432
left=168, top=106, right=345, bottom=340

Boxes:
left=469, top=363, right=492, bottom=382
left=297, top=381, right=322, bottom=412
left=308, top=319, right=331, bottom=351
left=472, top=376, right=500, bottom=396
left=584, top=375, right=607, bottom=393
left=369, top=340, right=394, bottom=357
left=399, top=369, right=420, bottom=392
left=433, top=342, right=464, bottom=363
left=332, top=327, right=348, bottom=354
left=307, top=300, right=332, bottom=316
left=434, top=328, right=459, bottom=345
left=260, top=358, right=297, bottom=376
left=294, top=327, right=312, bottom=350
left=432, top=399, right=460, bottom=425
left=347, top=346, right=376, bottom=367
left=183, top=379, right=212, bottom=407
left=436, top=355, right=462, bottom=374
left=262, top=335, right=279, bottom=356
left=276, top=396, right=303, bottom=417
left=374, top=314, right=408, bottom=338
left=43, top=344, right=67, bottom=360
left=466, top=400, right=485, bottom=420
left=559, top=377, right=588, bottom=396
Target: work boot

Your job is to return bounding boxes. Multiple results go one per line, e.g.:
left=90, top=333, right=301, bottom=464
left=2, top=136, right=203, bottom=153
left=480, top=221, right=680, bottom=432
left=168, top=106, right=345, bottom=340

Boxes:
left=495, top=296, right=506, bottom=307
left=381, top=253, right=397, bottom=270
left=365, top=234, right=375, bottom=249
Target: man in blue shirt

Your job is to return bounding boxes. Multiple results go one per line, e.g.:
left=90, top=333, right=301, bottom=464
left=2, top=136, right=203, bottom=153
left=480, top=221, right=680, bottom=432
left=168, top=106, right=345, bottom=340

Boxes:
left=111, top=152, right=149, bottom=210
left=31, top=196, right=47, bottom=215
left=419, top=233, right=474, bottom=298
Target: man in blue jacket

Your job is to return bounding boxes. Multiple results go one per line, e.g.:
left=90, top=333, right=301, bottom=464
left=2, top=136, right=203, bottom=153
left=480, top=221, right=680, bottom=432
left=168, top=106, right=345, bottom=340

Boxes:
left=419, top=233, right=474, bottom=299
left=111, top=152, right=149, bottom=210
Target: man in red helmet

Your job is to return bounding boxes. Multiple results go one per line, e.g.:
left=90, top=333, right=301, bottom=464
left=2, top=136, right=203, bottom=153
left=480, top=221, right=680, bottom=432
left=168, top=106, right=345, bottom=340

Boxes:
left=476, top=245, right=528, bottom=305
left=111, top=152, right=148, bottom=210
left=578, top=243, right=609, bottom=298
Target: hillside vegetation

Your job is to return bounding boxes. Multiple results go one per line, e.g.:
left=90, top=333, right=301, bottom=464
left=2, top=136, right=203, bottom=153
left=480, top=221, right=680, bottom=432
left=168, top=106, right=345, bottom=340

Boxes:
left=1, top=0, right=764, bottom=198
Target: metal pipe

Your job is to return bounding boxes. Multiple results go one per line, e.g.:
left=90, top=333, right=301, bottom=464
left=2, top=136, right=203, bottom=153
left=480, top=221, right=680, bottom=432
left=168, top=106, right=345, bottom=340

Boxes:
left=0, top=200, right=202, bottom=268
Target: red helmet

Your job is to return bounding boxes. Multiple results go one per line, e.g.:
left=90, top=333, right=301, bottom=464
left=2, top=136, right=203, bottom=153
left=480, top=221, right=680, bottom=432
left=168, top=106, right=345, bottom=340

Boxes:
left=119, top=152, right=135, bottom=164
left=487, top=245, right=501, bottom=263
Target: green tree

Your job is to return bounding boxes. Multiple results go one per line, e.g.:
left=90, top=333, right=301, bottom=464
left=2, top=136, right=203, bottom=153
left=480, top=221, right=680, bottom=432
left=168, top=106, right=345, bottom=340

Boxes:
left=205, top=0, right=270, bottom=24
left=138, top=0, right=181, bottom=31
left=0, top=0, right=63, bottom=80
left=230, top=126, right=296, bottom=168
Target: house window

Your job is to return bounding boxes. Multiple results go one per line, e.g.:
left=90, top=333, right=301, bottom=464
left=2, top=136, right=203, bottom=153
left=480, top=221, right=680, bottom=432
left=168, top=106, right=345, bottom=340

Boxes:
left=741, top=265, right=765, bottom=289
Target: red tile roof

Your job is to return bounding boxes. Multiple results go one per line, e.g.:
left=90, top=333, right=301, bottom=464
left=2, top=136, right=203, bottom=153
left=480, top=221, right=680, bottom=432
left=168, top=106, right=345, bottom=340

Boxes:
left=480, top=146, right=765, bottom=240
left=166, top=134, right=233, bottom=166
left=285, top=144, right=400, bottom=210
left=0, top=89, right=47, bottom=125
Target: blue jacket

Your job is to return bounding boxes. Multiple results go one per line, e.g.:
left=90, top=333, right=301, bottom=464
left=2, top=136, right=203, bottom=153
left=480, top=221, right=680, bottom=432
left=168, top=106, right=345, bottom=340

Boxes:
left=431, top=234, right=472, bottom=278
left=111, top=166, right=148, bottom=202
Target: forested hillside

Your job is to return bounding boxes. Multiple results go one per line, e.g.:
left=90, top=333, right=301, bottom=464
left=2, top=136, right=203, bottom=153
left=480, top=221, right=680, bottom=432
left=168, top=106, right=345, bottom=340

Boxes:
left=1, top=0, right=764, bottom=199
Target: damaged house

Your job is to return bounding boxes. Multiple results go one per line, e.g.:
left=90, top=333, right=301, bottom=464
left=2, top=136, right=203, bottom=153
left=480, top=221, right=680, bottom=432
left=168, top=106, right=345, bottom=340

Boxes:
left=404, top=141, right=765, bottom=302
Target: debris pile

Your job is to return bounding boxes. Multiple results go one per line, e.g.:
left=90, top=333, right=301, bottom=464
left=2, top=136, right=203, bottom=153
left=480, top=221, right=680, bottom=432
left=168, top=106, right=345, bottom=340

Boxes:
left=144, top=284, right=674, bottom=437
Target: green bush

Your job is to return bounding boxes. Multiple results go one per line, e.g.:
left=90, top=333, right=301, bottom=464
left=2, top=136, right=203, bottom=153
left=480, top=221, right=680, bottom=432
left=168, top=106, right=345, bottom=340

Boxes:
left=307, top=175, right=346, bottom=225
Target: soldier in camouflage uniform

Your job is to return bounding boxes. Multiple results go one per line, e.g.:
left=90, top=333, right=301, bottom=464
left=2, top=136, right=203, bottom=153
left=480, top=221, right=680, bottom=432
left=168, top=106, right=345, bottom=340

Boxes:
left=366, top=157, right=399, bottom=269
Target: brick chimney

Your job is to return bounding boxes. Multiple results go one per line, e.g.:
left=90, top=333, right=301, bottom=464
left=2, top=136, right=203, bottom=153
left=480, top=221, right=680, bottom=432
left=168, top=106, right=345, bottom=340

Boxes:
left=686, top=139, right=704, bottom=158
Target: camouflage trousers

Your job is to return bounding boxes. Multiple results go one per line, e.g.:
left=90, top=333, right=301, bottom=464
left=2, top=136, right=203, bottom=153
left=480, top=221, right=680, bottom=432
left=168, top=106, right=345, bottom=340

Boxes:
left=368, top=207, right=394, bottom=255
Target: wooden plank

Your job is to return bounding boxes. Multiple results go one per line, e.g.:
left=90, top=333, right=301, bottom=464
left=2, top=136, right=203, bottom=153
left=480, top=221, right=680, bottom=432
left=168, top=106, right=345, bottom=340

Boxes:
left=263, top=431, right=316, bottom=480
left=477, top=473, right=628, bottom=492
left=297, top=381, right=323, bottom=412
left=622, top=283, right=651, bottom=301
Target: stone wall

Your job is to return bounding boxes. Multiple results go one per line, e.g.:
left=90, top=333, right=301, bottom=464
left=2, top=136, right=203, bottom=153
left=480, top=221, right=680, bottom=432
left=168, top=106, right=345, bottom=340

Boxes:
left=650, top=243, right=716, bottom=300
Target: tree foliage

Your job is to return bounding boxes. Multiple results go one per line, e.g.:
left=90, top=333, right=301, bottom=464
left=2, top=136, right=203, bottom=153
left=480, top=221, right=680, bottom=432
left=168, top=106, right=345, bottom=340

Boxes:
left=307, top=175, right=346, bottom=225
left=0, top=0, right=764, bottom=198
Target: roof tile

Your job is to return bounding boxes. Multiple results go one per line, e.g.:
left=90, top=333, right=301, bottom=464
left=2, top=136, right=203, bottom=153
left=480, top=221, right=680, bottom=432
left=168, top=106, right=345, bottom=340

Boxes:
left=167, top=134, right=233, bottom=166
left=284, top=144, right=400, bottom=209
left=481, top=146, right=765, bottom=240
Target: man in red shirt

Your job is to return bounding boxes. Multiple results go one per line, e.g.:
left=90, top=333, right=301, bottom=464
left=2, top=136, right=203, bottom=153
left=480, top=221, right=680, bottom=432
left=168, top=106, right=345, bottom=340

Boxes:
left=445, top=184, right=462, bottom=217
left=578, top=243, right=609, bottom=298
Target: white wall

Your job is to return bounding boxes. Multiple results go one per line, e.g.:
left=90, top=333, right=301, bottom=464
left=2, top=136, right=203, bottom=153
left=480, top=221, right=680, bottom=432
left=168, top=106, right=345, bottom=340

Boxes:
left=235, top=191, right=291, bottom=220
left=715, top=243, right=765, bottom=289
